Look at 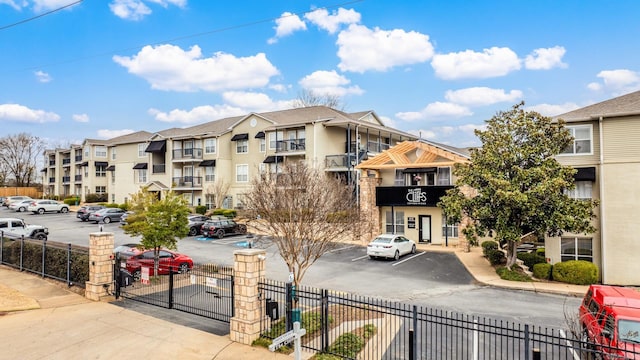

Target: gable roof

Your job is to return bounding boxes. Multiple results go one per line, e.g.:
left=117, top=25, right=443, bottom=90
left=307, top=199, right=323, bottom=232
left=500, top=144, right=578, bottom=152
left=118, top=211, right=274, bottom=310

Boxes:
left=356, top=140, right=469, bottom=170
left=555, top=90, right=640, bottom=122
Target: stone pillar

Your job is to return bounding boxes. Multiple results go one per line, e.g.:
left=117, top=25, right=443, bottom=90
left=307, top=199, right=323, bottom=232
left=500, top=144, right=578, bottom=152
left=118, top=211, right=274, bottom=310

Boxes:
left=85, top=232, right=114, bottom=301
left=359, top=175, right=382, bottom=243
left=229, top=248, right=267, bottom=345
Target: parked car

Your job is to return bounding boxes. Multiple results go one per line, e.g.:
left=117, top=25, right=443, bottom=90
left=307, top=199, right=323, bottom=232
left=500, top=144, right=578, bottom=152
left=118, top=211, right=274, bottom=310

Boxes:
left=200, top=218, right=247, bottom=238
left=367, top=234, right=416, bottom=260
left=580, top=284, right=640, bottom=358
left=9, top=199, right=34, bottom=212
left=3, top=196, right=32, bottom=207
left=27, top=200, right=69, bottom=214
left=76, top=205, right=106, bottom=221
left=113, top=243, right=143, bottom=260
left=0, top=218, right=48, bottom=240
left=88, top=207, right=126, bottom=224
left=187, top=214, right=211, bottom=236
left=125, top=249, right=193, bottom=281
left=119, top=211, right=135, bottom=226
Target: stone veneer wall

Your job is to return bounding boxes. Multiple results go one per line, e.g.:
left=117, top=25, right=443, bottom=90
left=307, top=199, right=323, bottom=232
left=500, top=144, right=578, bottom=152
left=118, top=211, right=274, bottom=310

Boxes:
left=359, top=175, right=381, bottom=243
left=85, top=232, right=114, bottom=301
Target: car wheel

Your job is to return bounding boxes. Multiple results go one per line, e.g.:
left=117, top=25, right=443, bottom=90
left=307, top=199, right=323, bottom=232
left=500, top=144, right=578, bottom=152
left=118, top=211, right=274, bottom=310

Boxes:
left=18, top=206, right=25, bottom=212
left=81, top=218, right=87, bottom=222
left=60, top=207, right=69, bottom=213
left=188, top=227, right=198, bottom=236
left=411, top=245, right=416, bottom=254
left=178, top=263, right=190, bottom=273
left=369, top=255, right=376, bottom=260
left=393, top=250, right=400, bottom=260
left=35, top=233, right=47, bottom=240
left=215, top=229, right=225, bottom=239
left=103, top=217, right=111, bottom=224
left=132, top=270, right=141, bottom=282
left=38, top=208, right=45, bottom=215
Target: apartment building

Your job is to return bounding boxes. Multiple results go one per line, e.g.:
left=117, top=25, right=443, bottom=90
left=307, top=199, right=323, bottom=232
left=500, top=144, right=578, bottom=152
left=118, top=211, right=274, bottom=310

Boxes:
left=43, top=106, right=417, bottom=210
left=547, top=90, right=640, bottom=285
left=356, top=140, right=470, bottom=246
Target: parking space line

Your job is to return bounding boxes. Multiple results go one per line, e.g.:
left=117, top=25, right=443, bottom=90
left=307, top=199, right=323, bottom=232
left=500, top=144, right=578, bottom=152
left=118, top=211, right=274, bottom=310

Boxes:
left=328, top=245, right=355, bottom=253
left=351, top=255, right=369, bottom=262
left=559, top=330, right=581, bottom=360
left=392, top=251, right=425, bottom=266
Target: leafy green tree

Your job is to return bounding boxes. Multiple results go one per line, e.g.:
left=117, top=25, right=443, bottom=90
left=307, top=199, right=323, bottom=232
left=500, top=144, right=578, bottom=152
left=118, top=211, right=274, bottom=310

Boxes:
left=122, top=189, right=191, bottom=276
left=439, top=102, right=598, bottom=269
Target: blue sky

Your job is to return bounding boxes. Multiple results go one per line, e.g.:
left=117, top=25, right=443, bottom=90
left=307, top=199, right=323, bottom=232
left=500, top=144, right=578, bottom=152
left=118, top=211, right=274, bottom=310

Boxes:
left=1, top=0, right=639, bottom=148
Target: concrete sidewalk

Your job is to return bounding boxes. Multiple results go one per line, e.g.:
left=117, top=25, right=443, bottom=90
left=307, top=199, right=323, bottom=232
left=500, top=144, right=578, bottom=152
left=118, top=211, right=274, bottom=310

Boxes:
left=0, top=245, right=587, bottom=360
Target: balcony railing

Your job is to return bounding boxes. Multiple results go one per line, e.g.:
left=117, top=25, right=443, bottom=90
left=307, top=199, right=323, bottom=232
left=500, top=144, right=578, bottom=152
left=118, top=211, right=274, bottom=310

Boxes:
left=275, top=139, right=306, bottom=153
left=62, top=158, right=71, bottom=165
left=48, top=177, right=55, bottom=183
left=49, top=160, right=55, bottom=166
left=172, top=148, right=203, bottom=160
left=75, top=175, right=82, bottom=182
left=345, top=141, right=390, bottom=153
left=172, top=176, right=202, bottom=188
left=153, top=164, right=166, bottom=174
left=62, top=176, right=71, bottom=183
left=75, top=155, right=83, bottom=162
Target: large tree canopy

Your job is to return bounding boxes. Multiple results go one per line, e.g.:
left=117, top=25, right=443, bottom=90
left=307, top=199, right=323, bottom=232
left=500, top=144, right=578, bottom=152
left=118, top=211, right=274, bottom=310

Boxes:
left=439, top=102, right=598, bottom=268
left=0, top=133, right=44, bottom=187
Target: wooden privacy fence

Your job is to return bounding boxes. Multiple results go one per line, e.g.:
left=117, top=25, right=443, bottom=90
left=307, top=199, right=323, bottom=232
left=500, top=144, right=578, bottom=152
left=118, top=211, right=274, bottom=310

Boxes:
left=0, top=187, right=41, bottom=198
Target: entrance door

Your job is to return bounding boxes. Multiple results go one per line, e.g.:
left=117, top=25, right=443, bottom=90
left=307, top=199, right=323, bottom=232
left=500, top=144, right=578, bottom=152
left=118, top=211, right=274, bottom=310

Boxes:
left=419, top=215, right=431, bottom=243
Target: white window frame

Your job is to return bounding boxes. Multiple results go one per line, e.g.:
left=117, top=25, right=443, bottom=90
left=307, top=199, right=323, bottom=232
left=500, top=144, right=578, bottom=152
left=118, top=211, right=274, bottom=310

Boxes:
left=95, top=165, right=106, bottom=177
left=236, top=164, right=248, bottom=183
left=385, top=210, right=405, bottom=234
left=138, top=144, right=146, bottom=157
left=84, top=146, right=90, bottom=158
left=95, top=186, right=106, bottom=194
left=205, top=167, right=215, bottom=182
left=560, top=237, right=593, bottom=262
left=565, top=181, right=593, bottom=200
left=95, top=146, right=107, bottom=158
left=560, top=125, right=593, bottom=155
left=269, top=131, right=284, bottom=150
left=111, top=148, right=116, bottom=160
left=259, top=138, right=266, bottom=153
left=205, top=138, right=216, bottom=154
left=236, top=139, right=248, bottom=154
left=137, top=169, right=147, bottom=183
left=437, top=167, right=451, bottom=185
left=442, top=217, right=459, bottom=238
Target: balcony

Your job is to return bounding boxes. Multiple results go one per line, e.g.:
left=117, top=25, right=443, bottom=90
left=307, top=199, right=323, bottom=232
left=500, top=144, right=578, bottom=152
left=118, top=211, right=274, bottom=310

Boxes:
left=75, top=155, right=83, bottom=162
left=173, top=148, right=203, bottom=161
left=75, top=175, right=82, bottom=182
left=62, top=176, right=71, bottom=184
left=345, top=141, right=390, bottom=153
left=172, top=176, right=202, bottom=189
left=49, top=160, right=55, bottom=166
left=48, top=177, right=55, bottom=183
left=275, top=139, right=306, bottom=153
left=62, top=158, right=71, bottom=166
left=152, top=164, right=166, bottom=174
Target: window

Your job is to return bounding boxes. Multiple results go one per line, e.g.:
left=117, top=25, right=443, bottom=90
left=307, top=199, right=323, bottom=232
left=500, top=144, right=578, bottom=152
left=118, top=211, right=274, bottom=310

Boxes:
left=385, top=211, right=405, bottom=234
left=96, top=165, right=106, bottom=177
left=205, top=194, right=215, bottom=209
left=259, top=138, right=266, bottom=152
left=394, top=170, right=405, bottom=186
left=137, top=169, right=147, bottom=183
left=95, top=146, right=107, bottom=157
left=205, top=167, right=215, bottom=182
left=236, top=139, right=248, bottom=153
left=111, top=171, right=115, bottom=183
left=84, top=146, right=90, bottom=158
left=442, top=218, right=459, bottom=238
left=561, top=125, right=592, bottom=155
left=565, top=181, right=593, bottom=200
left=138, top=144, right=146, bottom=157
left=269, top=131, right=284, bottom=150
left=223, top=196, right=233, bottom=209
left=236, top=164, right=248, bottom=182
left=111, top=148, right=116, bottom=160
left=96, top=186, right=106, bottom=194
left=205, top=138, right=216, bottom=154
left=561, top=237, right=593, bottom=262
left=437, top=167, right=451, bottom=185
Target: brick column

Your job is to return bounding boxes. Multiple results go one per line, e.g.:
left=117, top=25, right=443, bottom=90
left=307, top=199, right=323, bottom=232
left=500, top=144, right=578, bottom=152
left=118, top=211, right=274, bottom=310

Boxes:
left=229, top=248, right=267, bottom=345
left=85, top=232, right=114, bottom=301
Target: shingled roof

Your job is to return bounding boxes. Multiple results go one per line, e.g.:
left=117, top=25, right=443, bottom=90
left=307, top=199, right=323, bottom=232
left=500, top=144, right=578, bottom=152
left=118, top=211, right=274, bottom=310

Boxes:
left=555, top=90, right=640, bottom=122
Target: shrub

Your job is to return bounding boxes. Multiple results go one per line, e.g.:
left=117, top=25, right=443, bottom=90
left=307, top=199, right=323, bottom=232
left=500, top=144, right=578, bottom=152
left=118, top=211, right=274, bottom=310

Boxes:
left=222, top=209, right=237, bottom=218
left=481, top=241, right=499, bottom=256
left=85, top=193, right=108, bottom=203
left=552, top=260, right=598, bottom=285
left=496, top=266, right=532, bottom=282
left=486, top=249, right=506, bottom=266
left=517, top=252, right=547, bottom=270
left=195, top=205, right=207, bottom=215
left=104, top=203, right=120, bottom=208
left=533, top=263, right=552, bottom=280
left=328, top=333, right=364, bottom=359
left=118, top=203, right=129, bottom=211
left=536, top=247, right=545, bottom=257
left=63, top=197, right=79, bottom=205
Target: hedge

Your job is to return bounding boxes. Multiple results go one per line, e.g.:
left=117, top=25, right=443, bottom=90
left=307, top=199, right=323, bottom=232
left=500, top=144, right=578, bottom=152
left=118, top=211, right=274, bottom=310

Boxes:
left=533, top=263, right=552, bottom=280
left=552, top=260, right=598, bottom=285
left=517, top=252, right=547, bottom=270
left=486, top=249, right=506, bottom=266
left=481, top=241, right=499, bottom=257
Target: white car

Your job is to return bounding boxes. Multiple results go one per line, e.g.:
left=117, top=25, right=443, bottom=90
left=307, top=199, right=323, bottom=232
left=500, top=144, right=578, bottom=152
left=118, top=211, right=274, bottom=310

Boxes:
left=27, top=200, right=70, bottom=215
left=9, top=199, right=33, bottom=212
left=367, top=234, right=417, bottom=260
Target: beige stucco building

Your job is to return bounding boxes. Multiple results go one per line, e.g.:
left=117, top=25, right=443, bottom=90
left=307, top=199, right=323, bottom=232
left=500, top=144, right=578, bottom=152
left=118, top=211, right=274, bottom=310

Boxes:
left=42, top=106, right=416, bottom=209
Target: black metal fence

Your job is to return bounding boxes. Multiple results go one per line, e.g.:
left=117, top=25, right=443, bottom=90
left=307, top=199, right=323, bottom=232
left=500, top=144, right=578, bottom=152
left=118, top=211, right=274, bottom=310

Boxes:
left=115, top=262, right=235, bottom=323
left=259, top=279, right=640, bottom=360
left=0, top=234, right=89, bottom=287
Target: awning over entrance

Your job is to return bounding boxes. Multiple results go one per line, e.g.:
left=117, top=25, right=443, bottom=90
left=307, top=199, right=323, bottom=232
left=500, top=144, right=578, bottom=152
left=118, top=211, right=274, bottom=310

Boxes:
left=145, top=140, right=166, bottom=153
left=574, top=167, right=596, bottom=181
left=133, top=163, right=148, bottom=169
left=254, top=131, right=265, bottom=139
left=231, top=133, right=249, bottom=141
left=199, top=160, right=216, bottom=167
left=95, top=161, right=108, bottom=167
left=106, top=165, right=115, bottom=171
left=263, top=156, right=283, bottom=163
left=402, top=167, right=437, bottom=174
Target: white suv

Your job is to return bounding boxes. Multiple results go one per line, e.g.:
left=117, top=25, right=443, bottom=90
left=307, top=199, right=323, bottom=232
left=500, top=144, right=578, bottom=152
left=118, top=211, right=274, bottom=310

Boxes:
left=0, top=218, right=48, bottom=240
left=27, top=200, right=70, bottom=215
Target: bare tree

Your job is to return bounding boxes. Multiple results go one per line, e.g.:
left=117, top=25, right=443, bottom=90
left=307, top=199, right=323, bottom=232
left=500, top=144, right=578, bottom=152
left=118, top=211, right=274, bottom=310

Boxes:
left=243, top=162, right=360, bottom=287
left=291, top=89, right=345, bottom=110
left=205, top=179, right=230, bottom=209
left=0, top=133, right=45, bottom=187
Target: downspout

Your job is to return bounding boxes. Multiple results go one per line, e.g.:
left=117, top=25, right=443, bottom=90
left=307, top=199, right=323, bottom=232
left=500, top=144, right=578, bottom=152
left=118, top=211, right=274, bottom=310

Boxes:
left=598, top=116, right=607, bottom=283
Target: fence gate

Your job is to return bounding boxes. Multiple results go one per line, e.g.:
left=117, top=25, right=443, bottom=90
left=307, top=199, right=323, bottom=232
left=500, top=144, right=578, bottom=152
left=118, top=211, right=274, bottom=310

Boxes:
left=114, top=259, right=234, bottom=323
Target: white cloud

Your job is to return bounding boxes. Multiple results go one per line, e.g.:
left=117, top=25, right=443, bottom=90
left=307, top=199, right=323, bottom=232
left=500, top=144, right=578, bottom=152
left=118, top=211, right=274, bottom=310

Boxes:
left=445, top=87, right=523, bottom=107
left=298, top=70, right=364, bottom=97
left=0, top=103, right=60, bottom=123
left=34, top=70, right=51, bottom=83
left=408, top=124, right=484, bottom=147
left=378, top=115, right=396, bottom=128
left=527, top=103, right=580, bottom=117
left=431, top=47, right=521, bottom=80
left=594, top=69, right=640, bottom=95
left=109, top=0, right=151, bottom=21
left=72, top=113, right=90, bottom=123
left=587, top=82, right=602, bottom=91
left=337, top=24, right=434, bottom=73
left=268, top=12, right=306, bottom=44
left=96, top=129, right=135, bottom=139
left=222, top=91, right=291, bottom=111
left=524, top=46, right=567, bottom=70
left=269, top=84, right=289, bottom=93
left=33, top=0, right=77, bottom=12
left=113, top=44, right=279, bottom=92
left=304, top=7, right=360, bottom=34
left=148, top=105, right=246, bottom=124
left=395, top=102, right=472, bottom=121
left=1, top=0, right=23, bottom=10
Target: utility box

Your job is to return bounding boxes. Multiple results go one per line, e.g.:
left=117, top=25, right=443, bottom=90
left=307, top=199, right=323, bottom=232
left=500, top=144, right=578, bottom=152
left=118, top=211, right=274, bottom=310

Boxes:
left=266, top=298, right=279, bottom=320
left=118, top=270, right=133, bottom=287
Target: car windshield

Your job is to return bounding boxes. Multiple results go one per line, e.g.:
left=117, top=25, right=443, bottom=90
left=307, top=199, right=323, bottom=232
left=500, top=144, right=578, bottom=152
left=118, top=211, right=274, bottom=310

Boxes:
left=372, top=238, right=392, bottom=244
left=618, top=319, right=640, bottom=344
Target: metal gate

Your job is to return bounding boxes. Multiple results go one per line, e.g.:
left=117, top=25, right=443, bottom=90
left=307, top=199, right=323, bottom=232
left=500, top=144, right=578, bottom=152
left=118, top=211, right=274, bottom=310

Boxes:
left=114, top=260, right=234, bottom=323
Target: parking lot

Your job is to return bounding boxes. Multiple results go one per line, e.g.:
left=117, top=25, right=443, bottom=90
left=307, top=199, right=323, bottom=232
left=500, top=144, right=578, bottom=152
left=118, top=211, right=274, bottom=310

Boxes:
left=1, top=205, right=582, bottom=327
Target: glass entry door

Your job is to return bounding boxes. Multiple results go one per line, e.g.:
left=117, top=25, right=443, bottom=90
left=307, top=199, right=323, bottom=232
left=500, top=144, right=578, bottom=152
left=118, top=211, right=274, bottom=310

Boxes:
left=419, top=215, right=431, bottom=243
